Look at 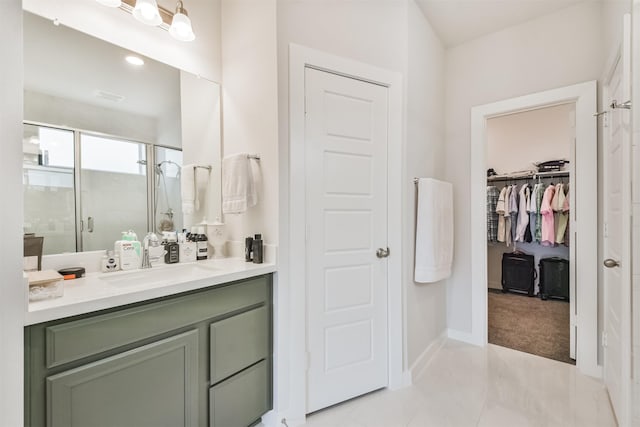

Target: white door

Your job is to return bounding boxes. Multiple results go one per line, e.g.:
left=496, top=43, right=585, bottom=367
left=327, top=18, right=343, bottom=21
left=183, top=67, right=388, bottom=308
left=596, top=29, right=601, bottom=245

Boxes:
left=603, top=14, right=632, bottom=426
left=304, top=67, right=389, bottom=413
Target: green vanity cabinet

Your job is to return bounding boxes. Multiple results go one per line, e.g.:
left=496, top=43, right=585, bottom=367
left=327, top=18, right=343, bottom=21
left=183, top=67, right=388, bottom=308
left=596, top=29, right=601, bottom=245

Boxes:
left=25, top=274, right=273, bottom=427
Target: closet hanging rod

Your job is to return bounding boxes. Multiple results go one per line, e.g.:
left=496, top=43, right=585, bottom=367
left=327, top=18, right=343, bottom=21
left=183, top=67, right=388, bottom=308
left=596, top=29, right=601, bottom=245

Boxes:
left=487, top=170, right=570, bottom=182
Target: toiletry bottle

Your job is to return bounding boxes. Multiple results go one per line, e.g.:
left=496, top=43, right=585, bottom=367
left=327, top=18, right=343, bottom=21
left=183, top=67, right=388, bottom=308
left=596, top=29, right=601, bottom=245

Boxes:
left=252, top=234, right=263, bottom=264
left=164, top=232, right=180, bottom=264
left=115, top=231, right=141, bottom=271
left=196, top=227, right=208, bottom=261
left=101, top=250, right=120, bottom=272
left=179, top=231, right=197, bottom=263
left=245, top=236, right=254, bottom=262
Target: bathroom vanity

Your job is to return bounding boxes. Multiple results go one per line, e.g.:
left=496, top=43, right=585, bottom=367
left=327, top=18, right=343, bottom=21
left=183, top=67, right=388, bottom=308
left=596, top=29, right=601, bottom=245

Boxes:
left=24, top=261, right=275, bottom=427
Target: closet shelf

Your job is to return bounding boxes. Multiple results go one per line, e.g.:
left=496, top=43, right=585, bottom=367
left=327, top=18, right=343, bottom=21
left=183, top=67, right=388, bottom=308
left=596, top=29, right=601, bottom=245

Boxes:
left=487, top=170, right=570, bottom=183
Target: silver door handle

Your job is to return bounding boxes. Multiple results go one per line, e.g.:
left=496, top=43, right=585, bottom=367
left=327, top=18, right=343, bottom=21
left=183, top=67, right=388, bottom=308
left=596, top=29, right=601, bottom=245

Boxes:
left=603, top=258, right=620, bottom=268
left=376, top=247, right=390, bottom=258
left=87, top=217, right=94, bottom=233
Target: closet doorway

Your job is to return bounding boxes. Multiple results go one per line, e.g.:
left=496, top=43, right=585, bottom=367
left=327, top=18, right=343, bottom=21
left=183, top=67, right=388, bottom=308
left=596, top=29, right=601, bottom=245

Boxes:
left=469, top=82, right=600, bottom=378
left=486, top=104, right=574, bottom=364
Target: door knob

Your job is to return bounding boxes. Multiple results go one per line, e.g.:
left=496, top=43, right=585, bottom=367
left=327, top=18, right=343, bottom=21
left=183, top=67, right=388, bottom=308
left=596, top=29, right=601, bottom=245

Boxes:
left=603, top=258, right=620, bottom=268
left=376, top=247, right=390, bottom=258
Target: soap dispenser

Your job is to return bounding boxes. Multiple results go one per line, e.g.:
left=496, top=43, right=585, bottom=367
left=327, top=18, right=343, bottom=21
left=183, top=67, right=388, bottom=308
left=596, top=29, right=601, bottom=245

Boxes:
left=206, top=218, right=227, bottom=258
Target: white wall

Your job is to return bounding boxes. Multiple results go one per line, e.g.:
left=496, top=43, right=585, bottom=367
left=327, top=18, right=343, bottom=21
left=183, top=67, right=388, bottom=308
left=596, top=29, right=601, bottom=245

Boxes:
left=0, top=1, right=25, bottom=425
left=444, top=2, right=604, bottom=338
left=404, top=0, right=448, bottom=371
left=276, top=0, right=447, bottom=421
left=220, top=0, right=279, bottom=246
left=23, top=0, right=222, bottom=82
left=487, top=104, right=573, bottom=174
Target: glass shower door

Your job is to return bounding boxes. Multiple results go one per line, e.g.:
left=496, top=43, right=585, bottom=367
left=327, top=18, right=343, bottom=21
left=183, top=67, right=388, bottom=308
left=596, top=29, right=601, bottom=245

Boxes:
left=23, top=124, right=76, bottom=254
left=80, top=134, right=148, bottom=251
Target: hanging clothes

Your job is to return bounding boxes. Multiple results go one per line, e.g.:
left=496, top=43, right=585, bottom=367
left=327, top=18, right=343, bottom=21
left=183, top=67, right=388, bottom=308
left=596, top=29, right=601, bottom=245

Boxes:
left=496, top=186, right=508, bottom=243
left=528, top=183, right=537, bottom=240
left=535, top=183, right=547, bottom=243
left=504, top=185, right=513, bottom=247
left=562, top=184, right=570, bottom=247
left=515, top=184, right=531, bottom=242
left=509, top=185, right=519, bottom=245
left=553, top=183, right=568, bottom=244
left=487, top=186, right=500, bottom=242
left=540, top=184, right=556, bottom=246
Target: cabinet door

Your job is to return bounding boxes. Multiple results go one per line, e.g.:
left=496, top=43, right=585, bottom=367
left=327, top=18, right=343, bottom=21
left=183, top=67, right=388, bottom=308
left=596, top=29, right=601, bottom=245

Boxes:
left=209, top=360, right=269, bottom=427
left=47, top=330, right=199, bottom=427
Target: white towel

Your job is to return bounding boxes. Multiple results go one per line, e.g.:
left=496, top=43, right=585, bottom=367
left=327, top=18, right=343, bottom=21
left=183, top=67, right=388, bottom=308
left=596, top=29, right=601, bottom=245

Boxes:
left=222, top=154, right=258, bottom=214
left=181, top=165, right=199, bottom=215
left=414, top=178, right=454, bottom=283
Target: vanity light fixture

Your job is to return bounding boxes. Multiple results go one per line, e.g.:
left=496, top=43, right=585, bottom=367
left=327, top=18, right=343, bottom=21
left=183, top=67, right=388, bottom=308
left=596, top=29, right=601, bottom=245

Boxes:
left=169, top=1, right=195, bottom=41
left=95, top=0, right=196, bottom=42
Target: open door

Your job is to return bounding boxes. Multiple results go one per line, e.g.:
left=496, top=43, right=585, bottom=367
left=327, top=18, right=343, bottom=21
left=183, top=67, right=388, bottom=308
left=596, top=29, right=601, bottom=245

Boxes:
left=602, top=14, right=632, bottom=427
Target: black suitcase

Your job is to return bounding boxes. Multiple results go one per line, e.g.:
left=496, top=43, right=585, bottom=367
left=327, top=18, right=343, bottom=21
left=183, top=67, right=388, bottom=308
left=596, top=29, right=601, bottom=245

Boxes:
left=501, top=252, right=536, bottom=296
left=539, top=257, right=569, bottom=301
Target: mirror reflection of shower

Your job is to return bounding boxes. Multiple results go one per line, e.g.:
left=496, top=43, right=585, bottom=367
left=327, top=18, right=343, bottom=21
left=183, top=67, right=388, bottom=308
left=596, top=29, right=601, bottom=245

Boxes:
left=155, top=160, right=180, bottom=232
left=153, top=147, right=184, bottom=234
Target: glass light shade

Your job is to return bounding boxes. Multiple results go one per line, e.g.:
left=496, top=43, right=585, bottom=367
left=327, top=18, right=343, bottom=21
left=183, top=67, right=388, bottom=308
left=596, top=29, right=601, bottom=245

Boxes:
left=133, top=0, right=162, bottom=26
left=169, top=12, right=195, bottom=41
left=96, top=0, right=122, bottom=7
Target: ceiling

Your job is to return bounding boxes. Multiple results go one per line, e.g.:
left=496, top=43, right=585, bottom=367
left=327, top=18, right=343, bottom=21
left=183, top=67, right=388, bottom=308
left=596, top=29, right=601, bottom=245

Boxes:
left=415, top=0, right=587, bottom=48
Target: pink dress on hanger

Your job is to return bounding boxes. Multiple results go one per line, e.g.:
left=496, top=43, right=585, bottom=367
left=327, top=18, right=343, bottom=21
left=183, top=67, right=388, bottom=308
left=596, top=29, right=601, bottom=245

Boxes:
left=540, top=184, right=556, bottom=246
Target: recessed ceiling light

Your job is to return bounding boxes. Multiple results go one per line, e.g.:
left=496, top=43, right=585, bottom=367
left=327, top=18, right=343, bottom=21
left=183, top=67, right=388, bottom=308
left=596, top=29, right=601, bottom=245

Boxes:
left=125, top=55, right=145, bottom=66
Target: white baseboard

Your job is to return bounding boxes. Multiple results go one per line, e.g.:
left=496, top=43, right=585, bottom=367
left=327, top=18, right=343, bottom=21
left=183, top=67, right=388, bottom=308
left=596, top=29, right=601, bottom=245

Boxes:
left=408, top=331, right=448, bottom=382
left=389, top=369, right=412, bottom=390
left=447, top=328, right=483, bottom=346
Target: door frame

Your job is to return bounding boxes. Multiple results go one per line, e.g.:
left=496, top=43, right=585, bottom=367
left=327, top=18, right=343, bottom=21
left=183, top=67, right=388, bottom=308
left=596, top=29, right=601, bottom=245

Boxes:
left=288, top=44, right=404, bottom=419
left=469, top=81, right=601, bottom=378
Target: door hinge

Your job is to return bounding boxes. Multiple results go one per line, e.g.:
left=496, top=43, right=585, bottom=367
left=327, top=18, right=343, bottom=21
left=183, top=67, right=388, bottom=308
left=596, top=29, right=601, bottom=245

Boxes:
left=602, top=331, right=608, bottom=348
left=306, top=351, right=311, bottom=370
left=604, top=222, right=609, bottom=238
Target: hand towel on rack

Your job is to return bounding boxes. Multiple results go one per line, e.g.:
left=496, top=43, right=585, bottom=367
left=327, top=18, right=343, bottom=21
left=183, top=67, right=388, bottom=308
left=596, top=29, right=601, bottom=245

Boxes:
left=222, top=154, right=258, bottom=214
left=181, top=164, right=199, bottom=215
left=414, top=178, right=454, bottom=283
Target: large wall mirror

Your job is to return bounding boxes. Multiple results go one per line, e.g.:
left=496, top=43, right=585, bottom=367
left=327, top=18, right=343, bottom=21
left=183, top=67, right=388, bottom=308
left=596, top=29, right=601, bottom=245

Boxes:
left=23, top=11, right=221, bottom=255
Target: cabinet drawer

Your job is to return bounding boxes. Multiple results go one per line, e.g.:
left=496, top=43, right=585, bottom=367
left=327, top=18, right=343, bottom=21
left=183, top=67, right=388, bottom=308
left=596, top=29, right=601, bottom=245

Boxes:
left=210, top=306, right=268, bottom=384
left=44, top=276, right=268, bottom=368
left=209, top=360, right=270, bottom=427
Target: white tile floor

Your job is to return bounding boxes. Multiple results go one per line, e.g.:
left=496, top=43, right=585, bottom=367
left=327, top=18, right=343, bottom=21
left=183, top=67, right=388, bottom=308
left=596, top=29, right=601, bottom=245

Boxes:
left=303, top=340, right=616, bottom=427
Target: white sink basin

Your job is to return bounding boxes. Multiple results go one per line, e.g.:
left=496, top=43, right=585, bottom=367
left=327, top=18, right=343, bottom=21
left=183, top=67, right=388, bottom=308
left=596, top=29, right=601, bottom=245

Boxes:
left=99, top=264, right=218, bottom=288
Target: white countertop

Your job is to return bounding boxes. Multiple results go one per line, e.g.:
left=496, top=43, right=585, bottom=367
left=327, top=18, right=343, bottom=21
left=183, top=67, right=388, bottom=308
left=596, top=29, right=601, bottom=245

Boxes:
left=26, top=258, right=276, bottom=326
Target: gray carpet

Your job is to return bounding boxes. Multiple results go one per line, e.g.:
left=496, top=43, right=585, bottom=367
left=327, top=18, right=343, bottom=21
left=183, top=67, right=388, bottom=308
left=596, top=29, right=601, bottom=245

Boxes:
left=488, top=290, right=575, bottom=365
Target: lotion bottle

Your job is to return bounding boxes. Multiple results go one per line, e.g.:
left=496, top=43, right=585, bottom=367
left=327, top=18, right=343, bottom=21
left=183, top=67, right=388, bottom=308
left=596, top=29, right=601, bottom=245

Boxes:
left=196, top=227, right=208, bottom=261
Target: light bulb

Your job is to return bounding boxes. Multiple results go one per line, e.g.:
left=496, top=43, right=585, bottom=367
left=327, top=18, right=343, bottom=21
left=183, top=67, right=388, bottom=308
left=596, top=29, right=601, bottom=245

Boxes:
left=169, top=13, right=195, bottom=41
left=133, top=0, right=162, bottom=26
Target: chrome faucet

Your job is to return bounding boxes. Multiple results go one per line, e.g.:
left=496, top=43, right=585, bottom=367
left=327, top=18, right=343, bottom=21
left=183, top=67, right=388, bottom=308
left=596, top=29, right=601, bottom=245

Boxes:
left=141, top=232, right=160, bottom=269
